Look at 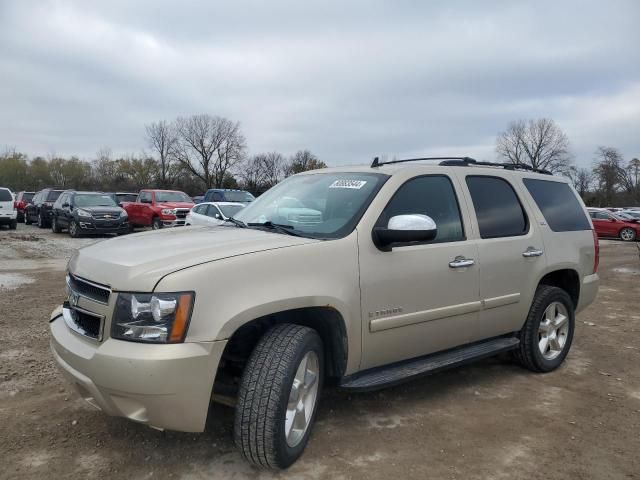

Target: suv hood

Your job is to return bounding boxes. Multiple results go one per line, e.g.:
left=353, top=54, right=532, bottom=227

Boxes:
left=68, top=226, right=319, bottom=291
left=157, top=202, right=194, bottom=209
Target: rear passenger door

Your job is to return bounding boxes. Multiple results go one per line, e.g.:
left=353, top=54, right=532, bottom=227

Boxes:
left=461, top=175, right=546, bottom=341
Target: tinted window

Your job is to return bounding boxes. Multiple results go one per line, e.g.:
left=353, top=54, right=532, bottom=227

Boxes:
left=139, top=192, right=152, bottom=203
left=224, top=191, right=255, bottom=202
left=0, top=189, right=12, bottom=201
left=46, top=191, right=62, bottom=202
left=212, top=192, right=223, bottom=201
left=192, top=204, right=204, bottom=214
left=155, top=191, right=192, bottom=203
left=206, top=206, right=221, bottom=218
left=22, top=192, right=34, bottom=202
left=75, top=194, right=117, bottom=207
left=590, top=211, right=611, bottom=220
left=466, top=176, right=527, bottom=238
left=523, top=179, right=590, bottom=232
left=116, top=194, right=138, bottom=203
left=377, top=175, right=464, bottom=244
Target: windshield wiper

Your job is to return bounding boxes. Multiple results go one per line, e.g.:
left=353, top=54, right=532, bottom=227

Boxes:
left=247, top=221, right=305, bottom=237
left=224, top=217, right=247, bottom=228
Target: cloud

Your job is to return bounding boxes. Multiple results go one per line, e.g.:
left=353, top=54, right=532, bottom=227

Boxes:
left=0, top=0, right=638, bottom=166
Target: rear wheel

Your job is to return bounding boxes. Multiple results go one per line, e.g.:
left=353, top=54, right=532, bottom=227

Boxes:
left=51, top=216, right=62, bottom=233
left=234, top=324, right=323, bottom=469
left=37, top=212, right=45, bottom=228
left=619, top=227, right=636, bottom=242
left=24, top=211, right=31, bottom=224
left=514, top=285, right=574, bottom=373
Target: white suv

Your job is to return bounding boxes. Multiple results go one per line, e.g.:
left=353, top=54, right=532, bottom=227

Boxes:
left=50, top=157, right=599, bottom=468
left=0, top=187, right=17, bottom=229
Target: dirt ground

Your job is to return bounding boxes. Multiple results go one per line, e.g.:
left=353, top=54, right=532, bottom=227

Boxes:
left=1, top=223, right=639, bottom=480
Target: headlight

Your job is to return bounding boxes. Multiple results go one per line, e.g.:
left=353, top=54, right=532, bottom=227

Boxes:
left=161, top=208, right=176, bottom=215
left=112, top=292, right=194, bottom=343
left=120, top=210, right=128, bottom=218
left=77, top=209, right=91, bottom=217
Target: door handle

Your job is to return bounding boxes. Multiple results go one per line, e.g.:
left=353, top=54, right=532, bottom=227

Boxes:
left=522, top=247, right=544, bottom=258
left=449, top=256, right=475, bottom=268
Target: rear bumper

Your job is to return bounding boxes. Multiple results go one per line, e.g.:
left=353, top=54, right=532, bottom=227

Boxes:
left=0, top=212, right=17, bottom=223
left=577, top=273, right=599, bottom=314
left=49, top=307, right=226, bottom=432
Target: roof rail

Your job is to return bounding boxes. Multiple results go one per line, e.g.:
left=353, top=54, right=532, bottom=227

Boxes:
left=439, top=158, right=553, bottom=175
left=370, top=156, right=477, bottom=168
left=370, top=155, right=552, bottom=175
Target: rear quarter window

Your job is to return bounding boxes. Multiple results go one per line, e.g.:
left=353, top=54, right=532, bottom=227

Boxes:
left=0, top=189, right=13, bottom=201
left=523, top=179, right=591, bottom=232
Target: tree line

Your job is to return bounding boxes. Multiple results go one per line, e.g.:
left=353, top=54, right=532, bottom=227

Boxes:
left=0, top=113, right=326, bottom=196
left=1, top=114, right=637, bottom=207
left=496, top=118, right=639, bottom=207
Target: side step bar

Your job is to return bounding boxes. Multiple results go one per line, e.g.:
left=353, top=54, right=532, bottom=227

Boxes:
left=339, top=336, right=520, bottom=392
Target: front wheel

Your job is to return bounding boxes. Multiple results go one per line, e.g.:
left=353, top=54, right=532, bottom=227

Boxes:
left=234, top=324, right=324, bottom=469
left=514, top=285, right=575, bottom=373
left=69, top=220, right=80, bottom=238
left=152, top=218, right=163, bottom=230
left=620, top=227, right=636, bottom=242
left=24, top=213, right=31, bottom=225
left=37, top=212, right=45, bottom=228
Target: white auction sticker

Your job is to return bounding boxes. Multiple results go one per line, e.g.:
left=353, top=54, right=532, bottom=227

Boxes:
left=329, top=179, right=367, bottom=189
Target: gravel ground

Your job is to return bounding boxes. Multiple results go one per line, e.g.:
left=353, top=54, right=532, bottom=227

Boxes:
left=1, top=223, right=639, bottom=479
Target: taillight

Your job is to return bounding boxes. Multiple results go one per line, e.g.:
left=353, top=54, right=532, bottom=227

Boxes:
left=592, top=229, right=599, bottom=274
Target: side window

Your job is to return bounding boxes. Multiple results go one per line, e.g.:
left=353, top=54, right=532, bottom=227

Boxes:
left=377, top=175, right=465, bottom=244
left=139, top=191, right=152, bottom=203
left=595, top=211, right=610, bottom=220
left=206, top=206, right=221, bottom=218
left=523, top=179, right=590, bottom=232
left=466, top=176, right=528, bottom=239
left=212, top=192, right=223, bottom=202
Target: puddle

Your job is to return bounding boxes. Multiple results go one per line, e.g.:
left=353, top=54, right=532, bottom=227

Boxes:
left=613, top=267, right=640, bottom=275
left=0, top=273, right=34, bottom=290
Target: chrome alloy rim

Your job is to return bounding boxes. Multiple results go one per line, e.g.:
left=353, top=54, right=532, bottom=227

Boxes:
left=285, top=350, right=319, bottom=447
left=621, top=228, right=634, bottom=241
left=538, top=302, right=569, bottom=360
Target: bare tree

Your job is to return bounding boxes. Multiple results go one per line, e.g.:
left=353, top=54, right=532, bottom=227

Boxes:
left=240, top=151, right=286, bottom=194
left=592, top=146, right=625, bottom=205
left=496, top=118, right=572, bottom=173
left=174, top=114, right=246, bottom=188
left=145, top=120, right=177, bottom=187
left=566, top=166, right=593, bottom=198
left=283, top=150, right=327, bottom=177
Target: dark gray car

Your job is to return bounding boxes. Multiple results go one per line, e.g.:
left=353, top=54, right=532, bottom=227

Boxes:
left=51, top=191, right=130, bottom=237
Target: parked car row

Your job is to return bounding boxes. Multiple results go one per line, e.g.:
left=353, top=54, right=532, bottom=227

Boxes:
left=588, top=208, right=640, bottom=242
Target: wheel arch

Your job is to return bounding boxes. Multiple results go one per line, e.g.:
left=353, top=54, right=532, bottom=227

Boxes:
left=537, top=268, right=580, bottom=309
left=216, top=305, right=349, bottom=385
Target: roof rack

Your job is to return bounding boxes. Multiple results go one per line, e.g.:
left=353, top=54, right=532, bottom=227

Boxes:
left=370, top=156, right=552, bottom=175
left=370, top=156, right=476, bottom=168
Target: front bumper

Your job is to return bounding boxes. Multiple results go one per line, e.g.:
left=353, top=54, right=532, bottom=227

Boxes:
left=77, top=218, right=130, bottom=234
left=49, top=306, right=226, bottom=432
left=160, top=216, right=187, bottom=227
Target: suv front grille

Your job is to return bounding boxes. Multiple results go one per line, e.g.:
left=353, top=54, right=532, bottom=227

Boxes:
left=175, top=208, right=189, bottom=219
left=67, top=274, right=111, bottom=304
left=63, top=303, right=104, bottom=341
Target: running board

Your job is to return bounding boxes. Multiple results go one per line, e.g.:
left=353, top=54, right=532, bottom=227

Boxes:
left=339, top=337, right=520, bottom=392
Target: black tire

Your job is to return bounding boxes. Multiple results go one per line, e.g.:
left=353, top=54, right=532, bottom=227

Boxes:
left=51, top=216, right=62, bottom=233
left=514, top=285, right=575, bottom=373
left=24, top=211, right=31, bottom=225
left=37, top=212, right=45, bottom=228
left=69, top=220, right=80, bottom=238
left=152, top=217, right=162, bottom=230
left=619, top=227, right=636, bottom=242
left=9, top=219, right=17, bottom=230
left=234, top=324, right=324, bottom=469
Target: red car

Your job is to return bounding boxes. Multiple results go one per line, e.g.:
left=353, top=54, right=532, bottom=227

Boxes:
left=121, top=189, right=194, bottom=230
left=14, top=191, right=35, bottom=222
left=588, top=208, right=640, bottom=242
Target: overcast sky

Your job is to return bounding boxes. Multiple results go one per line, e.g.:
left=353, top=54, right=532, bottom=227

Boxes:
left=1, top=0, right=639, bottom=167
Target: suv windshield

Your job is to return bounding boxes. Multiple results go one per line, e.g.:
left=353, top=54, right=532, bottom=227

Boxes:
left=233, top=172, right=387, bottom=238
left=219, top=204, right=245, bottom=218
left=75, top=194, right=117, bottom=208
left=156, top=191, right=192, bottom=203
left=22, top=192, right=34, bottom=202
left=224, top=191, right=255, bottom=203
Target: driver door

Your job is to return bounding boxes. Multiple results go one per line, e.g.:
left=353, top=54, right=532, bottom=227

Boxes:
left=358, top=174, right=480, bottom=370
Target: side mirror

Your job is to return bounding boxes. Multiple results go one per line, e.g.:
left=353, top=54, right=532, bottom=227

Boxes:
left=372, top=214, right=437, bottom=251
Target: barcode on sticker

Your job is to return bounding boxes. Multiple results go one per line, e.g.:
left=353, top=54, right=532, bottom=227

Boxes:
left=329, top=180, right=367, bottom=189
